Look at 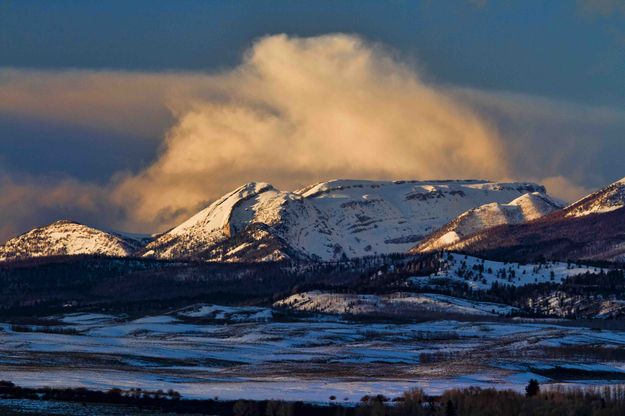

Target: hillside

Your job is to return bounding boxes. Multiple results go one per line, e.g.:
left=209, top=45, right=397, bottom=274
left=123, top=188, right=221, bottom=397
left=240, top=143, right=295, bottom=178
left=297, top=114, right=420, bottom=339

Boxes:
left=413, top=192, right=563, bottom=253
left=143, top=179, right=549, bottom=261
left=431, top=177, right=625, bottom=262
left=0, top=220, right=141, bottom=262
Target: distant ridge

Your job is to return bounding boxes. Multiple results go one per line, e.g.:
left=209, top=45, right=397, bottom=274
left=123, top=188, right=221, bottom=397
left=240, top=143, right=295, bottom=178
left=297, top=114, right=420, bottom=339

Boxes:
left=0, top=220, right=141, bottom=262
left=0, top=178, right=563, bottom=263
left=427, top=177, right=625, bottom=262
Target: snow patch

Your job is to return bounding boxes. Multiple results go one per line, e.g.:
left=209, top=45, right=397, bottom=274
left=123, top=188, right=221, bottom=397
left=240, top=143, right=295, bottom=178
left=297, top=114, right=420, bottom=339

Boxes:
left=411, top=252, right=608, bottom=291
left=275, top=291, right=518, bottom=316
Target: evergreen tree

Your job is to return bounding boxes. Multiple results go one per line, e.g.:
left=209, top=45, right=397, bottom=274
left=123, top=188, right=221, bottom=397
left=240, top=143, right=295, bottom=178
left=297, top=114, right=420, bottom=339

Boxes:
left=525, top=379, right=540, bottom=397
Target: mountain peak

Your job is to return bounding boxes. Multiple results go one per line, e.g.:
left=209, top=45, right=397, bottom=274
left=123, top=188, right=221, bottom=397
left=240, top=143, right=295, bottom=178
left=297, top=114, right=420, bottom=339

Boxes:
left=509, top=192, right=563, bottom=220
left=413, top=191, right=563, bottom=253
left=565, top=177, right=625, bottom=218
left=50, top=219, right=80, bottom=226
left=235, top=181, right=275, bottom=193
left=165, top=181, right=278, bottom=239
left=0, top=220, right=137, bottom=262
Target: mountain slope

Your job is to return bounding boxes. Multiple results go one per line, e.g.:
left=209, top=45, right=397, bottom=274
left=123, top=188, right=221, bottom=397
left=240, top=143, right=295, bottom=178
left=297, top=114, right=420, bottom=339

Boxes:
left=433, top=177, right=625, bottom=262
left=565, top=177, right=625, bottom=218
left=144, top=179, right=549, bottom=262
left=413, top=192, right=563, bottom=253
left=0, top=220, right=141, bottom=262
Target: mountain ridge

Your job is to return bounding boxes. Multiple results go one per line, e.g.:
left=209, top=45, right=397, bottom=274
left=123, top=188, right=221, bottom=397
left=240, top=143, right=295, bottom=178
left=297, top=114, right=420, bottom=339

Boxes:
left=413, top=192, right=564, bottom=253
left=5, top=177, right=612, bottom=264
left=430, top=177, right=625, bottom=262
left=143, top=178, right=550, bottom=262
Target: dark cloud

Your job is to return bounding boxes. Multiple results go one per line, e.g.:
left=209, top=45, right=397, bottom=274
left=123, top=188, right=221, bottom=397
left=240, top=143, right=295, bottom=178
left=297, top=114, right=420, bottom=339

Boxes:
left=0, top=173, right=122, bottom=240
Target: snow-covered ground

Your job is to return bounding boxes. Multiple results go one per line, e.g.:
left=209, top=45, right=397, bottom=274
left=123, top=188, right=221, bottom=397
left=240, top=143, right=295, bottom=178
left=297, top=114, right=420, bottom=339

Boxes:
left=177, top=304, right=273, bottom=321
left=275, top=291, right=518, bottom=316
left=1, top=307, right=625, bottom=403
left=410, top=252, right=607, bottom=291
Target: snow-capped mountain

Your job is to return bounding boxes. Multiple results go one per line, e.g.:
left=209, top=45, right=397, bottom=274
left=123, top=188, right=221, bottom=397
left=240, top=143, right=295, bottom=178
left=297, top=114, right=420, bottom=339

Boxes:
left=436, top=177, right=625, bottom=262
left=565, top=177, right=625, bottom=218
left=143, top=179, right=549, bottom=262
left=413, top=192, right=563, bottom=253
left=0, top=220, right=141, bottom=262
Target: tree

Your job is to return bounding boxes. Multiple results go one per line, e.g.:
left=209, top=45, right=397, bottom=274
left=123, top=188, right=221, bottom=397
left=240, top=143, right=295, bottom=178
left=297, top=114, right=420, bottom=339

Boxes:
left=233, top=400, right=260, bottom=416
left=525, top=379, right=540, bottom=397
left=445, top=399, right=457, bottom=416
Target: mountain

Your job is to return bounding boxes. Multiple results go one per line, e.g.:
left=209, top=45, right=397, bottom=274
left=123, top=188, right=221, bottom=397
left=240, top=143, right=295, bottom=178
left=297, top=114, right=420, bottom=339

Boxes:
left=564, top=177, right=625, bottom=218
left=431, top=177, right=625, bottom=262
left=413, top=192, right=563, bottom=253
left=143, top=179, right=549, bottom=262
left=0, top=220, right=141, bottom=262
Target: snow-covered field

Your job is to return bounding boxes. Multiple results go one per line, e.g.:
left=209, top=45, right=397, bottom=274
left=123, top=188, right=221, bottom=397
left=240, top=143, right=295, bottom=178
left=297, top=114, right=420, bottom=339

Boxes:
left=275, top=291, right=518, bottom=316
left=1, top=306, right=625, bottom=403
left=411, top=252, right=607, bottom=291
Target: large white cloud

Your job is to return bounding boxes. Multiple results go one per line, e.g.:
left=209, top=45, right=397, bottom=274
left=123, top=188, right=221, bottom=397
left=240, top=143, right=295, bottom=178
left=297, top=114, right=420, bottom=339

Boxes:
left=112, top=34, right=509, bottom=228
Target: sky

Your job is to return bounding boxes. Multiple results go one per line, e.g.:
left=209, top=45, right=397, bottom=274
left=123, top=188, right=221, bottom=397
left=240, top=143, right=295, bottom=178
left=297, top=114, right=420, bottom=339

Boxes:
left=0, top=0, right=624, bottom=240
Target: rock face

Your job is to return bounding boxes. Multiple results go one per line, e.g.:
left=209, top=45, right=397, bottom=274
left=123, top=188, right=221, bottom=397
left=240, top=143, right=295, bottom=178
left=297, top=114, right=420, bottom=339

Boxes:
left=413, top=192, right=563, bottom=253
left=0, top=220, right=140, bottom=262
left=433, top=177, right=625, bottom=262
left=142, top=179, right=550, bottom=262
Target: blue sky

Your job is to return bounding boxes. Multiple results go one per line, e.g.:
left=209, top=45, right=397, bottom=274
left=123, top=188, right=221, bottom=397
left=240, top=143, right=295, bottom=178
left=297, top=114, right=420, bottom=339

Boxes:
left=3, top=1, right=624, bottom=105
left=0, top=0, right=624, bottom=237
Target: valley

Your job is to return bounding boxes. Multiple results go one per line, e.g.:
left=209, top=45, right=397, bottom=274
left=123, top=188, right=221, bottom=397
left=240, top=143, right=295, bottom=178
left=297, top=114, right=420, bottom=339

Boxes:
left=2, top=306, right=625, bottom=404
left=1, top=177, right=625, bottom=412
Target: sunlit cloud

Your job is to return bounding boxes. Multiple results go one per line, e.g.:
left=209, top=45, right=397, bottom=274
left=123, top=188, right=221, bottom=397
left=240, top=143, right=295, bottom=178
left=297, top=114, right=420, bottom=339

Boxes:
left=113, top=34, right=510, bottom=229
left=0, top=69, right=182, bottom=139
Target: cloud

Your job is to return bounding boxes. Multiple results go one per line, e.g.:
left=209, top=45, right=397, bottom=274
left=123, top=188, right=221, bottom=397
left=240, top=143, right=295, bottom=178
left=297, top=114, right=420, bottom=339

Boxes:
left=449, top=87, right=625, bottom=201
left=1, top=33, right=625, bottom=239
left=0, top=68, right=191, bottom=139
left=0, top=173, right=116, bottom=240
left=112, top=34, right=510, bottom=229
left=539, top=176, right=594, bottom=203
